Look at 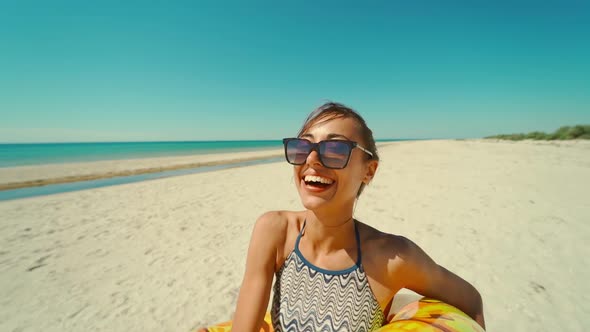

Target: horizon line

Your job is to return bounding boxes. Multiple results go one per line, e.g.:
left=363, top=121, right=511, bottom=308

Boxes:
left=0, top=138, right=447, bottom=145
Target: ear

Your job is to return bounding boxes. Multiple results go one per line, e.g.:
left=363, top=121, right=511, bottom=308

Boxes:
left=363, top=159, right=378, bottom=184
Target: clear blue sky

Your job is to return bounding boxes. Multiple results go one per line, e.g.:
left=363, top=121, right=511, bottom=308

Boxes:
left=1, top=1, right=589, bottom=142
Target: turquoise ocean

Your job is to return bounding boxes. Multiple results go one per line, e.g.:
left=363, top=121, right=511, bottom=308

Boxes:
left=0, top=140, right=284, bottom=168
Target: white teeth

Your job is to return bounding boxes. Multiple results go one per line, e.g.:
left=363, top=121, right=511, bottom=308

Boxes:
left=304, top=175, right=334, bottom=184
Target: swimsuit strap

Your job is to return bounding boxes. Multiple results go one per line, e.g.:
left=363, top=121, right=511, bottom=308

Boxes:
left=354, top=219, right=362, bottom=265
left=295, top=219, right=306, bottom=249
left=295, top=218, right=362, bottom=266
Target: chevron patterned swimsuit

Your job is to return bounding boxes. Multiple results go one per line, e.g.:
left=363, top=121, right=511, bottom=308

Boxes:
left=271, top=220, right=385, bottom=331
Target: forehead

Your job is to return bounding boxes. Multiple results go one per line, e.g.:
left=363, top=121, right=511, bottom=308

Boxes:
left=300, top=117, right=362, bottom=141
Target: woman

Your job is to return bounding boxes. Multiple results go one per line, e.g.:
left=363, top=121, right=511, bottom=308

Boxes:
left=232, top=102, right=485, bottom=331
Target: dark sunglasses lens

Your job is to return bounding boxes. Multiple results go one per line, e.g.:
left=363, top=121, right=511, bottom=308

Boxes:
left=320, top=141, right=351, bottom=168
left=285, top=139, right=311, bottom=165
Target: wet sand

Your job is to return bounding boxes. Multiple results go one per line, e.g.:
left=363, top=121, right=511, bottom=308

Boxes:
left=0, top=149, right=284, bottom=190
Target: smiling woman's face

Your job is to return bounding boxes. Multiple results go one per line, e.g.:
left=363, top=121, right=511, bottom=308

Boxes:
left=294, top=116, right=377, bottom=211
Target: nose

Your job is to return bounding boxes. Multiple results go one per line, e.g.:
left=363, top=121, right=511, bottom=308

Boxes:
left=306, top=148, right=323, bottom=167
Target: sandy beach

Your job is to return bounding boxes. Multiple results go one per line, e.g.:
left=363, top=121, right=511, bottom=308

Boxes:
left=1, top=139, right=589, bottom=332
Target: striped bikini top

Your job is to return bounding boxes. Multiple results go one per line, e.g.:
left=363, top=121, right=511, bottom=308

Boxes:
left=271, top=220, right=385, bottom=331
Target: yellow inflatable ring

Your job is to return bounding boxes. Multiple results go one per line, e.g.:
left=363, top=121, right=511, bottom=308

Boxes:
left=199, top=298, right=484, bottom=331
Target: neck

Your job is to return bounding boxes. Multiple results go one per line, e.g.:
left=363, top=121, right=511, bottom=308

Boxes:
left=303, top=208, right=356, bottom=254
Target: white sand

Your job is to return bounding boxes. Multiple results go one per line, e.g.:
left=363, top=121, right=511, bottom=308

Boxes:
left=1, top=140, right=589, bottom=332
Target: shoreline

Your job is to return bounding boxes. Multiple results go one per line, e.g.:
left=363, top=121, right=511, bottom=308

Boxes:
left=0, top=154, right=283, bottom=191
left=0, top=149, right=285, bottom=191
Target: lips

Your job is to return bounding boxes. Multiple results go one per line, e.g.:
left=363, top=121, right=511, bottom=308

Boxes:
left=300, top=174, right=336, bottom=193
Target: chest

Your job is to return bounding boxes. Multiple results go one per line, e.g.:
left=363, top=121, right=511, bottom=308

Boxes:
left=271, top=252, right=385, bottom=331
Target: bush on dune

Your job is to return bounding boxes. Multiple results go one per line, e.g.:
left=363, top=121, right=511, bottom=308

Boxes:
left=526, top=131, right=547, bottom=140
left=486, top=124, right=590, bottom=141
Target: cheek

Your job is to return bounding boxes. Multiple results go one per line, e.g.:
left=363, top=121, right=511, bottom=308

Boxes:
left=293, top=166, right=302, bottom=183
left=340, top=163, right=366, bottom=189
left=334, top=169, right=359, bottom=188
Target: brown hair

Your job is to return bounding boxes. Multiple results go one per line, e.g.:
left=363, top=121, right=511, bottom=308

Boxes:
left=297, top=102, right=379, bottom=197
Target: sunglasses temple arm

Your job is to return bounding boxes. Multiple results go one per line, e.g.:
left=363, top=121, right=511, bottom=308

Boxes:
left=357, top=145, right=373, bottom=158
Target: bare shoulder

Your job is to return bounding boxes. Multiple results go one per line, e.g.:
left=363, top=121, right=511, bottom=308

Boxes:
left=254, top=210, right=304, bottom=236
left=356, top=221, right=411, bottom=258
left=356, top=222, right=419, bottom=284
left=253, top=210, right=306, bottom=268
left=252, top=211, right=289, bottom=242
left=359, top=225, right=440, bottom=287
left=254, top=211, right=288, bottom=229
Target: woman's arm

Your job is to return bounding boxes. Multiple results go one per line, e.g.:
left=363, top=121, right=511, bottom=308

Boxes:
left=398, top=237, right=486, bottom=329
left=231, top=212, right=284, bottom=332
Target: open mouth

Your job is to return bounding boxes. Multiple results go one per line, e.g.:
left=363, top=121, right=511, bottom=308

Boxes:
left=302, top=175, right=335, bottom=191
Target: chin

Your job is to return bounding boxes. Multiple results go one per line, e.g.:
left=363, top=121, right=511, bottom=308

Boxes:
left=299, top=196, right=329, bottom=210
left=297, top=188, right=333, bottom=210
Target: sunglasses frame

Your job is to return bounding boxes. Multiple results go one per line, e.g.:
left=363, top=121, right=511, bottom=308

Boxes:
left=282, top=137, right=373, bottom=169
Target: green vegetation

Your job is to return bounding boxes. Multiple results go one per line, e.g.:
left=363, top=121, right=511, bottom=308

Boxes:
left=486, top=125, right=590, bottom=141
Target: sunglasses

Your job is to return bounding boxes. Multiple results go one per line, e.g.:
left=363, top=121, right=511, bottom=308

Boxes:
left=282, top=138, right=373, bottom=169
